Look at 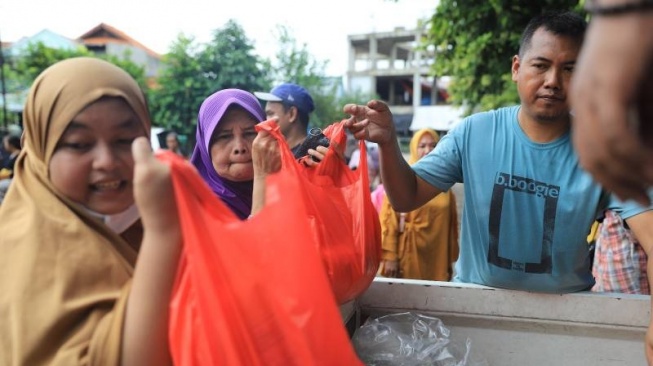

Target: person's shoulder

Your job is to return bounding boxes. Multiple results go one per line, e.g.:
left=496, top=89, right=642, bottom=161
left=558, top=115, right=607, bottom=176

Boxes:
left=453, top=106, right=517, bottom=135
left=466, top=106, right=518, bottom=123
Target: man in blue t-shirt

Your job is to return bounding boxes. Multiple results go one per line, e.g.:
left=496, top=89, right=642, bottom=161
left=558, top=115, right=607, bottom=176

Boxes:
left=343, top=11, right=653, bottom=294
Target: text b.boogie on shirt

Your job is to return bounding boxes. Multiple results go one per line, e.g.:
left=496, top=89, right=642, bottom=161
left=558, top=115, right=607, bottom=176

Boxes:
left=494, top=172, right=559, bottom=199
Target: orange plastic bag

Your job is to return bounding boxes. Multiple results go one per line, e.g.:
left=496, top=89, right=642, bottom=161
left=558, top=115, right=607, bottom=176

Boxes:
left=164, top=151, right=363, bottom=366
left=257, top=119, right=382, bottom=304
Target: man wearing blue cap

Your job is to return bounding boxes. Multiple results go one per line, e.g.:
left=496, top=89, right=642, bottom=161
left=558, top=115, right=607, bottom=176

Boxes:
left=254, top=83, right=315, bottom=156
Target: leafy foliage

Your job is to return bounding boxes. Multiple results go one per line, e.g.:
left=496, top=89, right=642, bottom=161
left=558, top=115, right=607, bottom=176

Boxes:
left=1, top=42, right=147, bottom=129
left=271, top=26, right=326, bottom=89
left=147, top=35, right=206, bottom=137
left=148, top=20, right=272, bottom=138
left=270, top=26, right=333, bottom=128
left=199, top=20, right=271, bottom=92
left=3, top=20, right=375, bottom=137
left=100, top=52, right=148, bottom=90
left=8, top=43, right=91, bottom=87
left=8, top=42, right=147, bottom=90
left=427, top=1, right=585, bottom=114
left=270, top=26, right=377, bottom=128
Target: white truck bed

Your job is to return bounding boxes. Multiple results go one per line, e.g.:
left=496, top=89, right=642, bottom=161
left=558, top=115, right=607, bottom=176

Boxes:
left=346, top=278, right=650, bottom=365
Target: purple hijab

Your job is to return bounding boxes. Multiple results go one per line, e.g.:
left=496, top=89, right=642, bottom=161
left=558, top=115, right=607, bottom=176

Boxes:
left=190, top=89, right=265, bottom=219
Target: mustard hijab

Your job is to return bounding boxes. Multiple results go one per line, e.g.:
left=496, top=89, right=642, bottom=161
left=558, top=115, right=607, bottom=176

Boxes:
left=409, top=128, right=440, bottom=165
left=0, top=57, right=150, bottom=365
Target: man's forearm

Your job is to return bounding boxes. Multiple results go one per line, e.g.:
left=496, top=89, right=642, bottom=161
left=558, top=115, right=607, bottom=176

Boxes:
left=379, top=140, right=421, bottom=212
left=122, top=229, right=181, bottom=366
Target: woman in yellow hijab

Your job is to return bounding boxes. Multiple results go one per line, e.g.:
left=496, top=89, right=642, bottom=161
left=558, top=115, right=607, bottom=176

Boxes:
left=379, top=128, right=459, bottom=281
left=0, top=57, right=181, bottom=365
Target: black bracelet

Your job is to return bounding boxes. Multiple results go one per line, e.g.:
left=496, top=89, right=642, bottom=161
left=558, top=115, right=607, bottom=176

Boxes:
left=586, top=0, right=653, bottom=15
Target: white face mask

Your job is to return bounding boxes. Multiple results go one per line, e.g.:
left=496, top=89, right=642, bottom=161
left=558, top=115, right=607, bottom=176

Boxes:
left=84, top=204, right=141, bottom=234
left=104, top=204, right=141, bottom=234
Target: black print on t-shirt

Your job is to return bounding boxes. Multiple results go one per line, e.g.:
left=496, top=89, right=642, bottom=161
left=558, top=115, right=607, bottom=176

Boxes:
left=488, top=172, right=560, bottom=274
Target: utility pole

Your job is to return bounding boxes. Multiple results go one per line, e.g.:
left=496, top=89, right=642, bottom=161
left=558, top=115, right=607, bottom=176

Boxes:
left=0, top=30, right=7, bottom=130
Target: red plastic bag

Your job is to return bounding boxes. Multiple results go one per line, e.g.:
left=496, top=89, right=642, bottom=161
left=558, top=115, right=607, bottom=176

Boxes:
left=257, top=119, right=382, bottom=304
left=164, top=151, right=362, bottom=366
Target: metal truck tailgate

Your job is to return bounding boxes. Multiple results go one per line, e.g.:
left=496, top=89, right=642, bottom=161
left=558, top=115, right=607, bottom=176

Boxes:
left=357, top=278, right=649, bottom=365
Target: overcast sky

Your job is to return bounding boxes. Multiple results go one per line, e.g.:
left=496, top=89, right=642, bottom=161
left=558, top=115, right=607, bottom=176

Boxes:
left=0, top=0, right=437, bottom=76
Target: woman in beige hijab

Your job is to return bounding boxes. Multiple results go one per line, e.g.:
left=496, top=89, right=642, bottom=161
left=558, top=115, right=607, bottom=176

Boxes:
left=0, top=57, right=180, bottom=365
left=379, top=128, right=459, bottom=281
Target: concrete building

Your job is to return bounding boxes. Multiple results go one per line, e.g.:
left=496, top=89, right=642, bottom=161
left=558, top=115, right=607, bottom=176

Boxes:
left=346, top=27, right=462, bottom=135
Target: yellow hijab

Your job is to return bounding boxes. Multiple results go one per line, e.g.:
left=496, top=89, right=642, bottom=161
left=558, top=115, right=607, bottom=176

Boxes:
left=0, top=57, right=150, bottom=366
left=409, top=128, right=440, bottom=164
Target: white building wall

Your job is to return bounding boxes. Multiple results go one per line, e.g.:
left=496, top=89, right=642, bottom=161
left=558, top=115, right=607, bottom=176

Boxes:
left=106, top=43, right=161, bottom=77
left=349, top=75, right=375, bottom=94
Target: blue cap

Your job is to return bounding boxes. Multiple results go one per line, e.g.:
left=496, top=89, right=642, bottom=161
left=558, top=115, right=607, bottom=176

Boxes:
left=254, top=83, right=315, bottom=114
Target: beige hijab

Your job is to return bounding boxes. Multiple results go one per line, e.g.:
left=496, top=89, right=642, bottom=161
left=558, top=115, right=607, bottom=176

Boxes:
left=0, top=57, right=150, bottom=365
left=409, top=128, right=440, bottom=165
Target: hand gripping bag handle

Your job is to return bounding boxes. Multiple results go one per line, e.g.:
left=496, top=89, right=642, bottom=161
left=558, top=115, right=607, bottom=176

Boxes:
left=160, top=150, right=363, bottom=366
left=256, top=119, right=381, bottom=304
left=322, top=122, right=382, bottom=299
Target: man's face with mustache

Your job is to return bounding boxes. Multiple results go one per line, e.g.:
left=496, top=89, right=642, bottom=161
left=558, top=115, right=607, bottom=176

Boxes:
left=512, top=27, right=581, bottom=124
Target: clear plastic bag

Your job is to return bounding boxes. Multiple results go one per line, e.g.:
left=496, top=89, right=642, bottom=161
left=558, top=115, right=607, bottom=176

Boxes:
left=351, top=312, right=487, bottom=366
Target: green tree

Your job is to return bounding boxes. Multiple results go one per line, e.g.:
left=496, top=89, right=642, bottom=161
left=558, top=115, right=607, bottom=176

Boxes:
left=8, top=42, right=91, bottom=88
left=271, top=26, right=333, bottom=127
left=427, top=1, right=584, bottom=114
left=270, top=26, right=377, bottom=128
left=149, top=20, right=271, bottom=137
left=272, top=26, right=326, bottom=89
left=100, top=52, right=148, bottom=90
left=9, top=42, right=146, bottom=90
left=148, top=34, right=205, bottom=136
left=2, top=42, right=147, bottom=128
left=199, top=20, right=271, bottom=93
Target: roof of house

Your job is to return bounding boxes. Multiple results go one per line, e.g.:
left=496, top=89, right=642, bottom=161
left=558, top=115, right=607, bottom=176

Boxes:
left=78, top=23, right=160, bottom=59
left=6, top=29, right=81, bottom=56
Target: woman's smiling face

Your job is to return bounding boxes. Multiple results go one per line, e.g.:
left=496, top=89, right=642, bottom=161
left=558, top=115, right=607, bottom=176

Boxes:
left=49, top=97, right=145, bottom=215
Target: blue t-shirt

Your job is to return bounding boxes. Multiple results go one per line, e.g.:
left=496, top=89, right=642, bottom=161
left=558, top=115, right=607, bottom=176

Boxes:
left=413, top=106, right=648, bottom=293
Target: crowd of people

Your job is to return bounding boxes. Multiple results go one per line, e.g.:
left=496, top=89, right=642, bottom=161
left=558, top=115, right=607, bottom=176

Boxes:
left=0, top=5, right=652, bottom=365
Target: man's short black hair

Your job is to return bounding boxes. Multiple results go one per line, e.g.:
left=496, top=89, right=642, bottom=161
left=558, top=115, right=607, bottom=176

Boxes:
left=281, top=103, right=310, bottom=130
left=4, top=134, right=21, bottom=150
left=519, top=11, right=587, bottom=57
